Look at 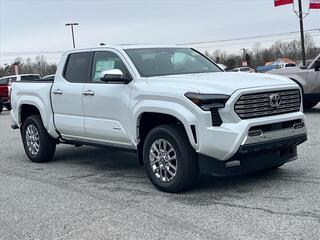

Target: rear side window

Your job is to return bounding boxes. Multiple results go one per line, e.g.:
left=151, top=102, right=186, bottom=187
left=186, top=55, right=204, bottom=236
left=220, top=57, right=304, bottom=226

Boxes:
left=64, top=52, right=91, bottom=83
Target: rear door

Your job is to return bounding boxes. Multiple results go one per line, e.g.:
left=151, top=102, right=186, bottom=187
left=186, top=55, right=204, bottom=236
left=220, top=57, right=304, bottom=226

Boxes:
left=82, top=50, right=132, bottom=147
left=51, top=52, right=91, bottom=138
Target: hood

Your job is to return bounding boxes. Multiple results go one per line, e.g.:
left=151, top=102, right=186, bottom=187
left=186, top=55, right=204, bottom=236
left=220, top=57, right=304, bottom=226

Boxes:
left=147, top=72, right=295, bottom=95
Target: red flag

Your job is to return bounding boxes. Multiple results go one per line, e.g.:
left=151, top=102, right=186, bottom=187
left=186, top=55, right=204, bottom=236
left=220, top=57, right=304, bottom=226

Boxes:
left=310, top=0, right=320, bottom=9
left=274, top=0, right=294, bottom=7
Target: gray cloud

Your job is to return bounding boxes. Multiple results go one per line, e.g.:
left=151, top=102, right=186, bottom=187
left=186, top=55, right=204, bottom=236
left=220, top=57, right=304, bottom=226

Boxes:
left=0, top=0, right=319, bottom=64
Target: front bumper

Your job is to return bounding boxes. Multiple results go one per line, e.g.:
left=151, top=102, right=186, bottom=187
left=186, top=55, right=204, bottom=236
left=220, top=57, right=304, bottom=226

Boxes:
left=197, top=111, right=306, bottom=160
left=194, top=85, right=307, bottom=161
left=199, top=133, right=307, bottom=176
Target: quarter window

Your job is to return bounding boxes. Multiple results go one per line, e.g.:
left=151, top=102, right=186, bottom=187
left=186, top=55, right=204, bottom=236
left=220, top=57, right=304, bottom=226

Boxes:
left=64, top=52, right=91, bottom=83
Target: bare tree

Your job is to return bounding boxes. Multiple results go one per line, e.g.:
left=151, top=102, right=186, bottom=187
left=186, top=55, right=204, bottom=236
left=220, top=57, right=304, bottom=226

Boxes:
left=208, top=35, right=319, bottom=69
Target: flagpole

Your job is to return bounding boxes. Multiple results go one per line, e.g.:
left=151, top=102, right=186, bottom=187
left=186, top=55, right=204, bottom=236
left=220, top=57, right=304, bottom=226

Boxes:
left=298, top=0, right=307, bottom=66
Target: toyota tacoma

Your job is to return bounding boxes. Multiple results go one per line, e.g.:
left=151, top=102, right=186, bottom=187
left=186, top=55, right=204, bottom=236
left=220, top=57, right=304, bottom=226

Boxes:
left=10, top=46, right=307, bottom=192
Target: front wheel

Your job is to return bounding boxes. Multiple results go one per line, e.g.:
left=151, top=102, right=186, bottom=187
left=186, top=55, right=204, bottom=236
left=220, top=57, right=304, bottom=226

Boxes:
left=21, top=115, right=56, bottom=163
left=0, top=102, right=3, bottom=114
left=143, top=124, right=199, bottom=193
left=303, top=101, right=318, bottom=109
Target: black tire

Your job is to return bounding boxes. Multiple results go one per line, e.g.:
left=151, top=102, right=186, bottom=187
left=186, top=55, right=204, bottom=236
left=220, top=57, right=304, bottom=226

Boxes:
left=21, top=115, right=56, bottom=163
left=5, top=104, right=11, bottom=111
left=143, top=124, right=199, bottom=193
left=0, top=102, right=3, bottom=114
left=269, top=163, right=284, bottom=170
left=303, top=101, right=318, bottom=109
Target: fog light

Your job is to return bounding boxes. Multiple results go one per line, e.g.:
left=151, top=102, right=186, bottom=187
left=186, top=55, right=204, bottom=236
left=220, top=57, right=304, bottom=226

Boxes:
left=225, top=160, right=240, bottom=168
left=293, top=122, right=305, bottom=129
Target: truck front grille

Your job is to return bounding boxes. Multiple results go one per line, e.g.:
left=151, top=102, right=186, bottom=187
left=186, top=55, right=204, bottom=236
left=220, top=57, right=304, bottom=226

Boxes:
left=234, top=89, right=301, bottom=119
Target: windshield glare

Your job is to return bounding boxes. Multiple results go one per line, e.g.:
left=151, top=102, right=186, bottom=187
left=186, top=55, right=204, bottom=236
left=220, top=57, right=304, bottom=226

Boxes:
left=125, top=48, right=221, bottom=77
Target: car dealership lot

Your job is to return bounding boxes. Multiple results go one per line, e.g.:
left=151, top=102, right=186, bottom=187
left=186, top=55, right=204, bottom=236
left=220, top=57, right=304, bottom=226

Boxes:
left=0, top=108, right=320, bottom=240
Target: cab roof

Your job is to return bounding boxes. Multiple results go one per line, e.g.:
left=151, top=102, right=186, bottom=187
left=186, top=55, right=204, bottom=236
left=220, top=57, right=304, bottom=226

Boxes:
left=64, top=44, right=189, bottom=55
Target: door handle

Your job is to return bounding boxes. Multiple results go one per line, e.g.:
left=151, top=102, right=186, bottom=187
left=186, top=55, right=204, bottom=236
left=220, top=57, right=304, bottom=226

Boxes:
left=52, top=89, right=63, bottom=95
left=82, top=90, right=95, bottom=96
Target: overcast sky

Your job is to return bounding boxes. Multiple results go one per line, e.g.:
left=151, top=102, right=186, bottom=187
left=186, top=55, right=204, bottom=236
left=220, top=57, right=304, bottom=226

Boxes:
left=0, top=0, right=319, bottom=64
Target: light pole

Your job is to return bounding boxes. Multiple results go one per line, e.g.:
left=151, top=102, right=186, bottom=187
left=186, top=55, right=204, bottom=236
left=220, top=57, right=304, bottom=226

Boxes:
left=65, top=23, right=79, bottom=49
left=297, top=0, right=306, bottom=66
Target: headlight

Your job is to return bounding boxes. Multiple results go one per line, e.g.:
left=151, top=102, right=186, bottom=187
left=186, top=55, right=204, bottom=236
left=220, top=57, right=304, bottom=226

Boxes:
left=184, top=92, right=230, bottom=111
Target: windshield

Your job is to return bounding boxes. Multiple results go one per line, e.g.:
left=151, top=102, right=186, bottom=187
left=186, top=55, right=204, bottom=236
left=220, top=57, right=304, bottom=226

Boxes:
left=125, top=48, right=222, bottom=77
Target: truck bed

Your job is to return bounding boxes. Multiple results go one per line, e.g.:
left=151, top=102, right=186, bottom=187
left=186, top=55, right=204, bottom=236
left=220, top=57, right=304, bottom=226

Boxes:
left=10, top=81, right=57, bottom=136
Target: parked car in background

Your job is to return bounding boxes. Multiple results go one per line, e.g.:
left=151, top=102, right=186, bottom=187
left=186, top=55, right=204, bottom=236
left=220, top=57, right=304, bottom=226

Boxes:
left=1, top=74, right=41, bottom=82
left=217, top=63, right=227, bottom=71
left=0, top=76, right=15, bottom=112
left=0, top=74, right=42, bottom=112
left=10, top=45, right=307, bottom=192
left=256, top=65, right=278, bottom=73
left=268, top=53, right=320, bottom=109
left=231, top=67, right=255, bottom=73
left=42, top=75, right=55, bottom=81
left=276, top=63, right=297, bottom=69
left=15, top=74, right=41, bottom=81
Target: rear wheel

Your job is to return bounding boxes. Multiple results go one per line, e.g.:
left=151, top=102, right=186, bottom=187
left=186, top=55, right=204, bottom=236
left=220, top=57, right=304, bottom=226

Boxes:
left=21, top=115, right=56, bottom=163
left=5, top=104, right=11, bottom=111
left=143, top=124, right=199, bottom=193
left=303, top=101, right=318, bottom=109
left=0, top=101, right=3, bottom=114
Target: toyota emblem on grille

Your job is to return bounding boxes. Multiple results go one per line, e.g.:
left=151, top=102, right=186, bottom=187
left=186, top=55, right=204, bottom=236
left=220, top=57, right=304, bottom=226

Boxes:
left=269, top=93, right=282, bottom=108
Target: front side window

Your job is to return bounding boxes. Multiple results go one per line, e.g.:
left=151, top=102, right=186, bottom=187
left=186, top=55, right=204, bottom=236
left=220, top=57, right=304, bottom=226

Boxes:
left=64, top=52, right=91, bottom=83
left=91, top=51, right=130, bottom=83
left=125, top=48, right=221, bottom=77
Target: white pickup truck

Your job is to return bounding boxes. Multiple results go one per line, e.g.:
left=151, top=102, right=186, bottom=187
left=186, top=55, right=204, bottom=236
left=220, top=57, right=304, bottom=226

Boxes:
left=269, top=53, right=320, bottom=109
left=11, top=45, right=307, bottom=192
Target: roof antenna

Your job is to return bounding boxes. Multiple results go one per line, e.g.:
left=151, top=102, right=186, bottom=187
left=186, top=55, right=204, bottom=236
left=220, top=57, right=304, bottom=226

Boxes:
left=100, top=43, right=106, bottom=46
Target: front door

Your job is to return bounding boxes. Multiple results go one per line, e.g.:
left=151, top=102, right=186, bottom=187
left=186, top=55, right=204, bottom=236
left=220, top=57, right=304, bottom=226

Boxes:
left=82, top=50, right=132, bottom=147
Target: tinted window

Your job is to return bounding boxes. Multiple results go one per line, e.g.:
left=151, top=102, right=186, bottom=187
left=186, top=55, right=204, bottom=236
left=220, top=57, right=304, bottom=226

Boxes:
left=125, top=48, right=221, bottom=77
left=285, top=63, right=296, bottom=67
left=42, top=75, right=55, bottom=81
left=21, top=75, right=41, bottom=81
left=64, top=52, right=91, bottom=83
left=91, top=51, right=130, bottom=83
left=240, top=67, right=250, bottom=72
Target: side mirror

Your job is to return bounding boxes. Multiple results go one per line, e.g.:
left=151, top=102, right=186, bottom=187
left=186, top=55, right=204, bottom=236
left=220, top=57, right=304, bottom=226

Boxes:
left=314, top=60, right=320, bottom=72
left=100, top=69, right=130, bottom=83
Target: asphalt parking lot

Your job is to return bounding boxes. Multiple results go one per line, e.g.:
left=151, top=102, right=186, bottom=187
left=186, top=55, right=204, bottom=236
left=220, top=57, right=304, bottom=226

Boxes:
left=0, top=107, right=320, bottom=240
